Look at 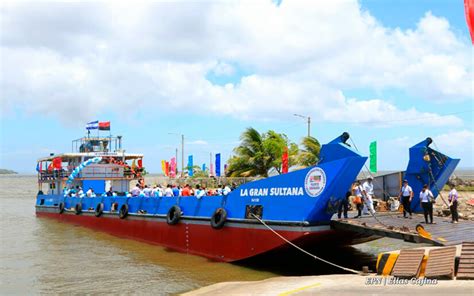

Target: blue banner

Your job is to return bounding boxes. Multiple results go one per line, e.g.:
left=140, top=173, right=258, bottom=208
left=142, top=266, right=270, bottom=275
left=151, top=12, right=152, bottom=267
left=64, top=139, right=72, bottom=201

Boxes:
left=188, top=155, right=193, bottom=177
left=215, top=153, right=221, bottom=177
left=202, top=163, right=206, bottom=171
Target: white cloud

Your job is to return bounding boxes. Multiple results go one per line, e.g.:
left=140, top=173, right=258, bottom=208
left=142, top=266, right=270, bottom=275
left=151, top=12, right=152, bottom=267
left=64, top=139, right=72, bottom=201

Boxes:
left=0, top=1, right=471, bottom=126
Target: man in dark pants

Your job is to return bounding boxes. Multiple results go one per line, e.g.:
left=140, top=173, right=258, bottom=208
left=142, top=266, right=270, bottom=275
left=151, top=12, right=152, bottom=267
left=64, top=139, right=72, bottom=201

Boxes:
left=420, top=184, right=434, bottom=224
left=448, top=184, right=459, bottom=223
left=338, top=191, right=351, bottom=219
left=398, top=179, right=413, bottom=218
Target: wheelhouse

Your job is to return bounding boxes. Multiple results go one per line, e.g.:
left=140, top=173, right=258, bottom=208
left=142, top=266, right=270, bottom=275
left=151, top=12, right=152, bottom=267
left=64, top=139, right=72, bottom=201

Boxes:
left=37, top=136, right=144, bottom=196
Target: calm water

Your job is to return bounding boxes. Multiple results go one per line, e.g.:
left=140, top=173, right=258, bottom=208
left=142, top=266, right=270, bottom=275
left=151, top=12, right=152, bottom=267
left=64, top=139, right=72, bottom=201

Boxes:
left=0, top=175, right=420, bottom=295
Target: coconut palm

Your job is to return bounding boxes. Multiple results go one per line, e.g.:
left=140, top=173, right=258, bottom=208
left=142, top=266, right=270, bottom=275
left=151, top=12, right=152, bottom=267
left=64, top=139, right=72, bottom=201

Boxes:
left=297, top=136, right=321, bottom=167
left=226, top=127, right=298, bottom=177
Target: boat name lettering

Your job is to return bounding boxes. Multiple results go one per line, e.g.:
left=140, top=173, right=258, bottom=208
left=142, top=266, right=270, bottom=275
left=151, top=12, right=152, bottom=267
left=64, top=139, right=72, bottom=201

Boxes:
left=239, top=187, right=304, bottom=197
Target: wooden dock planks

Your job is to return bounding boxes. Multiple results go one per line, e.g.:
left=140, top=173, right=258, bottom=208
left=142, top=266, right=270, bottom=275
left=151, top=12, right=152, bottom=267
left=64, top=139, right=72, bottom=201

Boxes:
left=457, top=242, right=474, bottom=280
left=391, top=249, right=425, bottom=278
left=331, top=213, right=474, bottom=246
left=424, top=247, right=457, bottom=279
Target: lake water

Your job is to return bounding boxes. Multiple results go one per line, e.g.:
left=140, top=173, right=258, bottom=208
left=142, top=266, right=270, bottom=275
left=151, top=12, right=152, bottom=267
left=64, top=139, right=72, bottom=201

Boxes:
left=0, top=175, right=421, bottom=295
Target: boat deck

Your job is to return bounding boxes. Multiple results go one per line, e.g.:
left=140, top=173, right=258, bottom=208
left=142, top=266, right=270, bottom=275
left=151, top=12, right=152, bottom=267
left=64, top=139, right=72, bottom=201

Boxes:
left=331, top=212, right=474, bottom=246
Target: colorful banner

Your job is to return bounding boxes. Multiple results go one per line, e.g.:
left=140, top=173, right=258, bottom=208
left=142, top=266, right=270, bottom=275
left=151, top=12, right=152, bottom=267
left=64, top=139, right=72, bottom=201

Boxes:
left=161, top=160, right=167, bottom=175
left=188, top=155, right=193, bottom=177
left=165, top=161, right=170, bottom=176
left=215, top=153, right=221, bottom=177
left=369, top=141, right=377, bottom=173
left=282, top=147, right=288, bottom=174
left=202, top=163, right=206, bottom=171
left=170, top=157, right=176, bottom=178
left=465, top=0, right=474, bottom=44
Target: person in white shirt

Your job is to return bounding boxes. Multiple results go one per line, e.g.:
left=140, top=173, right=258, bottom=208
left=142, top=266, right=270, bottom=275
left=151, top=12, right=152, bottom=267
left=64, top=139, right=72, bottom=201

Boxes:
left=352, top=181, right=364, bottom=218
left=419, top=184, right=434, bottom=224
left=398, top=179, right=413, bottom=218
left=362, top=176, right=376, bottom=215
left=143, top=185, right=152, bottom=197
left=164, top=184, right=174, bottom=197
left=195, top=184, right=206, bottom=199
left=448, top=184, right=459, bottom=223
left=86, top=188, right=93, bottom=197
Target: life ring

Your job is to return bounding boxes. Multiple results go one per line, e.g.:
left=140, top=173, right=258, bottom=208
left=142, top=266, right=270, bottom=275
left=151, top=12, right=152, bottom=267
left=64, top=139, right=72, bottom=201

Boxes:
left=211, top=208, right=227, bottom=229
left=75, top=203, right=82, bottom=215
left=167, top=205, right=182, bottom=225
left=58, top=202, right=65, bottom=214
left=95, top=203, right=104, bottom=217
left=119, top=204, right=129, bottom=219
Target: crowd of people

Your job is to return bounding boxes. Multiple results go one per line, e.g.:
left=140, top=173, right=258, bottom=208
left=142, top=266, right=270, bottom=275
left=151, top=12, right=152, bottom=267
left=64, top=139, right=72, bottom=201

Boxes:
left=128, top=183, right=234, bottom=198
left=63, top=182, right=236, bottom=199
left=337, top=176, right=460, bottom=224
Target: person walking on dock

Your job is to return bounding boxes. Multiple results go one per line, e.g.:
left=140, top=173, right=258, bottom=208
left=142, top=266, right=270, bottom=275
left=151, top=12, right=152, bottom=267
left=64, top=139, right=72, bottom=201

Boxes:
left=448, top=184, right=459, bottom=223
left=338, top=191, right=351, bottom=219
left=420, top=184, right=434, bottom=224
left=352, top=181, right=363, bottom=218
left=399, top=179, right=413, bottom=218
left=362, top=176, right=376, bottom=215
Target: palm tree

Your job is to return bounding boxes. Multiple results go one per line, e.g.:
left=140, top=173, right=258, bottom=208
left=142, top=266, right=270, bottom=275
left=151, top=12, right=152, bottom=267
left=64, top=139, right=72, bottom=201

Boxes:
left=297, top=136, right=321, bottom=167
left=226, top=127, right=269, bottom=177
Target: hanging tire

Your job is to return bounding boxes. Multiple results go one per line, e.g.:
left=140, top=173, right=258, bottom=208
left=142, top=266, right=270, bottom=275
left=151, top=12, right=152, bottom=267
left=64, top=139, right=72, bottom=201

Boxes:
left=167, top=206, right=182, bottom=225
left=95, top=203, right=104, bottom=217
left=58, top=202, right=65, bottom=214
left=75, top=203, right=82, bottom=215
left=119, top=204, right=129, bottom=219
left=211, top=208, right=227, bottom=229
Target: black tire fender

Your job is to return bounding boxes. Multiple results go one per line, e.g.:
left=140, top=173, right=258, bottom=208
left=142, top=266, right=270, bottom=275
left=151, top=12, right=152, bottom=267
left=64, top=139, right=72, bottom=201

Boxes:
left=58, top=202, right=65, bottom=214
left=119, top=204, right=129, bottom=219
left=75, top=203, right=82, bottom=215
left=167, top=205, right=182, bottom=225
left=211, top=208, right=227, bottom=229
left=95, top=202, right=104, bottom=217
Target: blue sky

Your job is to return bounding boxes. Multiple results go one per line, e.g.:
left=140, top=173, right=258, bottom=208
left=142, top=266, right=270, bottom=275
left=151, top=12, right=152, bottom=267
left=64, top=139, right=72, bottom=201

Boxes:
left=1, top=0, right=472, bottom=174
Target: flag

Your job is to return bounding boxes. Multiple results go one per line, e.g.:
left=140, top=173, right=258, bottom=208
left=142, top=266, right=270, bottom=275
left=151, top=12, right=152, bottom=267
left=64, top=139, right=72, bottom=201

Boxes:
left=53, top=157, right=62, bottom=170
left=86, top=120, right=98, bottom=130
left=98, top=121, right=110, bottom=131
left=224, top=164, right=228, bottom=174
left=166, top=161, right=170, bottom=177
left=161, top=160, right=167, bottom=175
left=369, top=141, right=377, bottom=173
left=282, top=147, right=288, bottom=174
left=48, top=162, right=53, bottom=172
left=202, top=163, right=206, bottom=171
left=215, top=153, right=221, bottom=177
left=131, top=159, right=137, bottom=169
left=188, top=155, right=193, bottom=177
left=137, top=159, right=143, bottom=168
left=36, top=162, right=41, bottom=172
left=170, top=157, right=176, bottom=178
left=465, top=0, right=474, bottom=44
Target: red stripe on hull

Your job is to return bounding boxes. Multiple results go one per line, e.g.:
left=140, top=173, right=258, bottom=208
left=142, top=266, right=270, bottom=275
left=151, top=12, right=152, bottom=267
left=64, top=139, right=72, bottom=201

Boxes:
left=37, top=211, right=333, bottom=262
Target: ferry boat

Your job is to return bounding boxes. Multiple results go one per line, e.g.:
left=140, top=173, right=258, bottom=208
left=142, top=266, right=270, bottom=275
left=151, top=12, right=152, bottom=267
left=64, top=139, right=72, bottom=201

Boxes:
left=35, top=131, right=458, bottom=262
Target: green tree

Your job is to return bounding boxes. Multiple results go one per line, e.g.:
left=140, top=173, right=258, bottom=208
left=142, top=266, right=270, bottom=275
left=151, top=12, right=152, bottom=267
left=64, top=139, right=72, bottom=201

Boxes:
left=226, top=127, right=299, bottom=177
left=297, top=136, right=321, bottom=167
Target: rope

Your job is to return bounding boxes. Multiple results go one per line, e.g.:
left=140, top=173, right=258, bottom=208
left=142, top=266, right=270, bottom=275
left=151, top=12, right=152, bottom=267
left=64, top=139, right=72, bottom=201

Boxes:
left=250, top=213, right=363, bottom=275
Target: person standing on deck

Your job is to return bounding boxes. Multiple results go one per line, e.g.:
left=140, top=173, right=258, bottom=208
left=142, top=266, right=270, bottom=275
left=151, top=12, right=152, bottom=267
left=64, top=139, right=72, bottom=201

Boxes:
left=164, top=184, right=174, bottom=197
left=172, top=184, right=180, bottom=197
left=131, top=184, right=141, bottom=197
left=352, top=181, right=364, bottom=218
left=337, top=191, right=351, bottom=219
left=398, top=179, right=413, bottom=218
left=181, top=184, right=191, bottom=196
left=420, top=184, right=435, bottom=224
left=448, top=184, right=459, bottom=223
left=362, top=176, right=376, bottom=215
